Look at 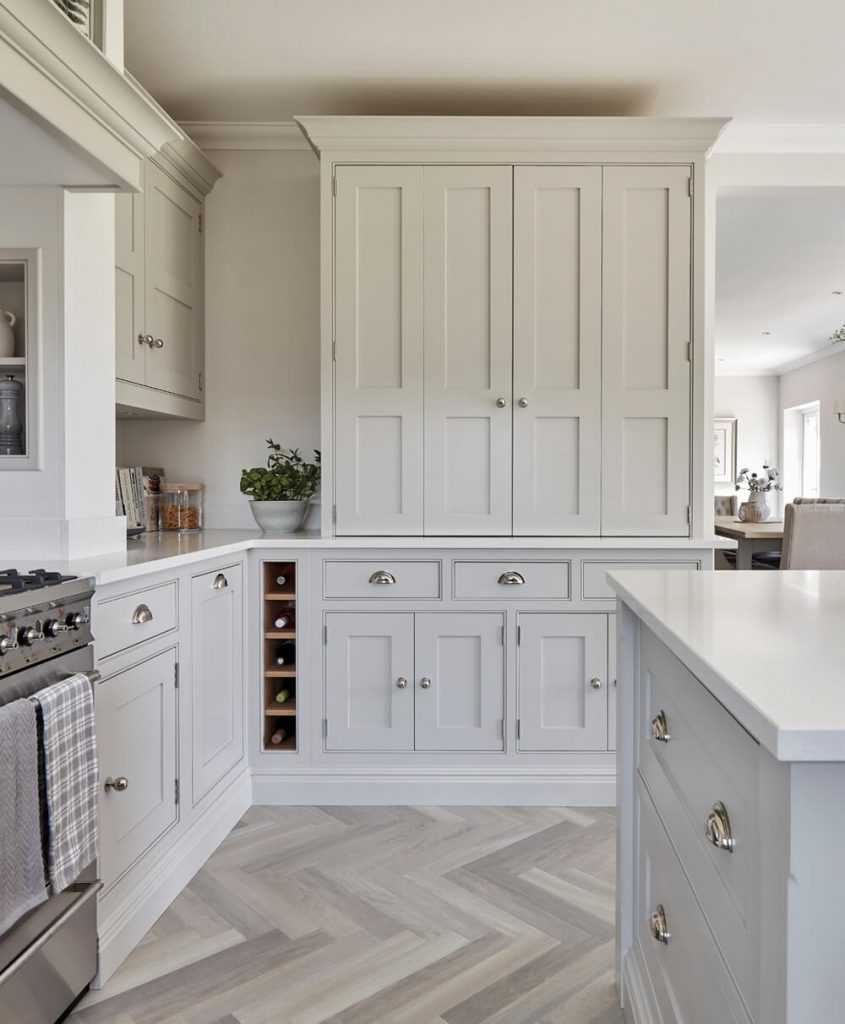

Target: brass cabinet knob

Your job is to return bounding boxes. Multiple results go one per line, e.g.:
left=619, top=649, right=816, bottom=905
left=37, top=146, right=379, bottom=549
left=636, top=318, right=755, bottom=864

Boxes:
left=649, top=904, right=670, bottom=944
left=104, top=776, right=129, bottom=793
left=705, top=802, right=735, bottom=852
left=650, top=710, right=671, bottom=742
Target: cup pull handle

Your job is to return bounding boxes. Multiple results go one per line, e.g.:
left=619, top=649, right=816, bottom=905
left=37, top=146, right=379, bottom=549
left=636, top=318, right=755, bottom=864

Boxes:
left=705, top=802, right=735, bottom=852
left=369, top=571, right=396, bottom=585
left=131, top=604, right=153, bottom=625
left=498, top=571, right=525, bottom=585
left=213, top=573, right=228, bottom=589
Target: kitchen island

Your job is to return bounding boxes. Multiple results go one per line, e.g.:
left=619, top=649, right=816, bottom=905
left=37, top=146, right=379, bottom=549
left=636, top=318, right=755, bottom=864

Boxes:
left=611, top=569, right=845, bottom=1024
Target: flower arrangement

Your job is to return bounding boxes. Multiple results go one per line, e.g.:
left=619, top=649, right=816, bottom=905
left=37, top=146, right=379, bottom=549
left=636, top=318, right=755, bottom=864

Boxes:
left=735, top=463, right=782, bottom=493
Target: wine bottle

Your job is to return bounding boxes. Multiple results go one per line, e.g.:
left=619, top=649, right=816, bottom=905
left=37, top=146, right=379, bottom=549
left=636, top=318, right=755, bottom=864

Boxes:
left=275, top=688, right=291, bottom=704
left=270, top=728, right=286, bottom=745
left=274, top=613, right=291, bottom=629
left=275, top=574, right=287, bottom=586
left=275, top=641, right=296, bottom=666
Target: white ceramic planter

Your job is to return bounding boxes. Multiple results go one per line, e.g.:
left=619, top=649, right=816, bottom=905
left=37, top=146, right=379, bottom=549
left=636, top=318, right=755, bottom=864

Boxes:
left=249, top=500, right=309, bottom=533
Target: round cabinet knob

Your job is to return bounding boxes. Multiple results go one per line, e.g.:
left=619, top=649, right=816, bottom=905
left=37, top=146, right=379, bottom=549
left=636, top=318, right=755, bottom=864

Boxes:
left=705, top=802, right=735, bottom=852
left=419, top=677, right=432, bottom=689
left=590, top=677, right=603, bottom=690
left=495, top=397, right=508, bottom=408
left=650, top=710, right=671, bottom=742
left=152, top=337, right=165, bottom=349
left=396, top=677, right=408, bottom=689
left=0, top=634, right=18, bottom=655
left=19, top=626, right=44, bottom=646
left=649, top=904, right=670, bottom=944
left=518, top=397, right=529, bottom=408
left=138, top=334, right=154, bottom=346
left=104, top=776, right=129, bottom=793
left=44, top=619, right=71, bottom=638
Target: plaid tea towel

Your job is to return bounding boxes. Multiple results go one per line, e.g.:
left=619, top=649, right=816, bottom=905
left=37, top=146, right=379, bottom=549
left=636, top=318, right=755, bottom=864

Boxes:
left=35, top=674, right=99, bottom=893
left=0, top=697, right=48, bottom=933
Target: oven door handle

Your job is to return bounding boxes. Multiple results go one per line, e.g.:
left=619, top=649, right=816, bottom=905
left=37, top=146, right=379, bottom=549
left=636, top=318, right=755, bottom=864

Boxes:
left=84, top=670, right=101, bottom=685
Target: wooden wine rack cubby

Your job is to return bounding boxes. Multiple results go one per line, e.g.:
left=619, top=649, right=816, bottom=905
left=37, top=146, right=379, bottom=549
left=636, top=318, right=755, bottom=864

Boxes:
left=262, top=560, right=298, bottom=751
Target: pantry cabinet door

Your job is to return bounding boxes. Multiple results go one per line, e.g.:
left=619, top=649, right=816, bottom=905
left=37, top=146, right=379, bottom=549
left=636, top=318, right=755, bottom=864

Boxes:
left=97, top=648, right=178, bottom=888
left=144, top=161, right=204, bottom=401
left=513, top=166, right=602, bottom=536
left=601, top=166, right=692, bottom=536
left=423, top=166, right=513, bottom=536
left=191, top=564, right=244, bottom=804
left=324, top=613, right=414, bottom=750
left=115, top=180, right=146, bottom=386
left=414, top=613, right=504, bottom=751
left=518, top=613, right=608, bottom=751
left=334, top=166, right=425, bottom=535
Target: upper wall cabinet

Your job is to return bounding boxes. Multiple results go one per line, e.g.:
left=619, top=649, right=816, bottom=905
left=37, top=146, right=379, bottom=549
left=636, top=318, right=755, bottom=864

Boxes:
left=116, top=154, right=215, bottom=421
left=299, top=116, right=728, bottom=539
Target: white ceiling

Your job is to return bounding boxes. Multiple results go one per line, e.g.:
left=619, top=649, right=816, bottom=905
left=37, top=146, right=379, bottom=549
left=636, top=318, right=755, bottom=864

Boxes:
left=716, top=189, right=845, bottom=374
left=124, top=0, right=845, bottom=123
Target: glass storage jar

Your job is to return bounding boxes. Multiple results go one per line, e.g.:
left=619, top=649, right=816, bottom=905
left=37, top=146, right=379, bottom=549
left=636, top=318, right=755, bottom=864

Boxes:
left=159, top=483, right=203, bottom=532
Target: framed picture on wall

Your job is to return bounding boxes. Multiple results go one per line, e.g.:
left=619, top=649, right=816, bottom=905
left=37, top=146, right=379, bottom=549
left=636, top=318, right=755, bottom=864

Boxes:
left=714, top=417, right=737, bottom=483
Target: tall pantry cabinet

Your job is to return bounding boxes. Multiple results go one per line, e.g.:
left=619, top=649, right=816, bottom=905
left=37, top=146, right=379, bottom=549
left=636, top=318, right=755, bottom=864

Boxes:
left=297, top=117, right=728, bottom=541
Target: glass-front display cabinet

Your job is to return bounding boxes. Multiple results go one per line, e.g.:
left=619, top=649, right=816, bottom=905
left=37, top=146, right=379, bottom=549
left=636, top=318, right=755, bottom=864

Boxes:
left=0, top=250, right=38, bottom=469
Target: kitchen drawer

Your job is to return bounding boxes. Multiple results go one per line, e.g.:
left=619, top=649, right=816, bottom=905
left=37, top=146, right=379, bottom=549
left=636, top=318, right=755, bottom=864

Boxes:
left=638, top=626, right=759, bottom=1013
left=453, top=561, right=570, bottom=600
left=96, top=580, right=178, bottom=659
left=323, top=560, right=441, bottom=599
left=581, top=560, right=700, bottom=600
left=636, top=780, right=752, bottom=1024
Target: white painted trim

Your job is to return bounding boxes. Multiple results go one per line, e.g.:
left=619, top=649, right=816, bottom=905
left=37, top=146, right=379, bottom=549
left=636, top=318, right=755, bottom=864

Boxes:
left=94, top=769, right=250, bottom=986
left=621, top=949, right=652, bottom=1024
left=716, top=343, right=845, bottom=379
left=179, top=120, right=310, bottom=152
left=717, top=122, right=845, bottom=154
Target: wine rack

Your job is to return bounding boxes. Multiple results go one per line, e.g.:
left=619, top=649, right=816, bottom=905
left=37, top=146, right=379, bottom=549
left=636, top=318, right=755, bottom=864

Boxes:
left=262, top=560, right=298, bottom=751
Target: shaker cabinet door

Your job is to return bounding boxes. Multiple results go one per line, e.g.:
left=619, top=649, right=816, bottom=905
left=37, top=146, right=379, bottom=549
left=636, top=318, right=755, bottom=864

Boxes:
left=334, top=166, right=425, bottom=536
left=513, top=166, right=602, bottom=536
left=191, top=564, right=244, bottom=804
left=324, top=613, right=415, bottom=751
left=144, top=161, right=204, bottom=401
left=518, top=613, right=608, bottom=751
left=414, top=613, right=505, bottom=751
left=601, top=166, right=692, bottom=536
left=115, top=179, right=146, bottom=386
left=97, top=648, right=178, bottom=888
left=423, top=166, right=513, bottom=536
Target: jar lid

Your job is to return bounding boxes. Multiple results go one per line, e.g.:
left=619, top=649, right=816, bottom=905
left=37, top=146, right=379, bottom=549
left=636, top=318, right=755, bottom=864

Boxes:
left=161, top=482, right=203, bottom=491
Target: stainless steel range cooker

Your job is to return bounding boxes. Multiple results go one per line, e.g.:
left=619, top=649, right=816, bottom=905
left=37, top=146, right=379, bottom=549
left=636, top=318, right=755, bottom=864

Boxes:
left=0, top=568, right=101, bottom=1024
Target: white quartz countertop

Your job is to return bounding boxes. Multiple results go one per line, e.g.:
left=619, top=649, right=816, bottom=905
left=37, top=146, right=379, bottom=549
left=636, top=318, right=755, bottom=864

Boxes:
left=54, top=529, right=723, bottom=586
left=609, top=569, right=845, bottom=762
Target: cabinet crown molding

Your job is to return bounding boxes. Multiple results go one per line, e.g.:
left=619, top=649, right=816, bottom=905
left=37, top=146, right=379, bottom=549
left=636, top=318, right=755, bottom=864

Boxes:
left=295, top=115, right=731, bottom=157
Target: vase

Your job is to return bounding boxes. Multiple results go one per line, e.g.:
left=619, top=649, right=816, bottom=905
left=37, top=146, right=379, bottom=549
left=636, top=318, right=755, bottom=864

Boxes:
left=739, top=492, right=770, bottom=523
left=248, top=500, right=309, bottom=533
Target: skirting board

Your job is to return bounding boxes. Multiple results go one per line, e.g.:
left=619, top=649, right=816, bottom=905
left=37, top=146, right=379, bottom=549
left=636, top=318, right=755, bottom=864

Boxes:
left=621, top=947, right=655, bottom=1024
left=94, top=769, right=251, bottom=987
left=251, top=770, right=616, bottom=807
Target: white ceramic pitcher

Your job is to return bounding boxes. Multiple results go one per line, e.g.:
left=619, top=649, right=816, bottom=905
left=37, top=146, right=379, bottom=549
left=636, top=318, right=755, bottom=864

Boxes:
left=0, top=309, right=16, bottom=358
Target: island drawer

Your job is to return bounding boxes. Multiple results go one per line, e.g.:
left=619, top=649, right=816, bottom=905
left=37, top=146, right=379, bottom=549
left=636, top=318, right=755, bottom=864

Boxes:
left=453, top=561, right=570, bottom=600
left=638, top=626, right=759, bottom=1012
left=581, top=559, right=700, bottom=600
left=96, top=579, right=178, bottom=659
left=636, top=779, right=753, bottom=1024
left=323, top=560, right=441, bottom=599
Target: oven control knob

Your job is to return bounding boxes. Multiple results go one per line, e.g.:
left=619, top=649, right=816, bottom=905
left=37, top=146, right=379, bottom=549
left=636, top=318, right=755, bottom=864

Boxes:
left=0, top=633, right=18, bottom=655
left=66, top=612, right=86, bottom=630
left=44, top=619, right=71, bottom=638
left=19, top=626, right=44, bottom=646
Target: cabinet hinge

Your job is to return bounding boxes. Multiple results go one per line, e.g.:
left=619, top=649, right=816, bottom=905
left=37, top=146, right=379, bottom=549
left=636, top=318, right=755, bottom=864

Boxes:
left=686, top=505, right=692, bottom=525
left=174, top=662, right=179, bottom=688
left=516, top=719, right=522, bottom=740
left=323, top=624, right=328, bottom=645
left=174, top=778, right=180, bottom=805
left=500, top=625, right=505, bottom=646
left=517, top=625, right=521, bottom=646
left=332, top=504, right=337, bottom=527
left=500, top=719, right=505, bottom=740
left=322, top=718, right=328, bottom=739
left=331, top=175, right=337, bottom=197
left=198, top=371, right=203, bottom=393
left=687, top=177, right=693, bottom=199
left=331, top=339, right=336, bottom=363
left=686, top=341, right=692, bottom=362
left=198, top=213, right=203, bottom=234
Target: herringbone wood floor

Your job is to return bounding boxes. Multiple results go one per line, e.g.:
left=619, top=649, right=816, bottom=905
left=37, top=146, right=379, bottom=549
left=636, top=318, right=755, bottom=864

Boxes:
left=72, top=806, right=622, bottom=1024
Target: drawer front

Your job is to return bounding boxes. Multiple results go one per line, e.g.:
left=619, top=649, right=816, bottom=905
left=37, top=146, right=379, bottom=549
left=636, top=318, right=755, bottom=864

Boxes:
left=453, top=561, right=570, bottom=600
left=636, top=781, right=752, bottom=1024
left=638, top=626, right=758, bottom=1012
left=582, top=560, right=700, bottom=600
left=323, top=560, right=441, bottom=599
left=97, top=580, right=178, bottom=659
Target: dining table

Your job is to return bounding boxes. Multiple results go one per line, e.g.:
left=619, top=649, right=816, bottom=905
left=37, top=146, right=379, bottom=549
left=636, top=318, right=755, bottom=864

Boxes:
left=714, top=515, right=784, bottom=570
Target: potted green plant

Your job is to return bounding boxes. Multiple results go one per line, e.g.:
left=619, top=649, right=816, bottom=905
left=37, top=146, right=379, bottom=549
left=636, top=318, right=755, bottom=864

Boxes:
left=240, top=440, right=321, bottom=533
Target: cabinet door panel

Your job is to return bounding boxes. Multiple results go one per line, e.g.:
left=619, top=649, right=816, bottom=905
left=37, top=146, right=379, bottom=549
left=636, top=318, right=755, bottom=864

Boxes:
left=191, top=564, right=244, bottom=804
left=144, top=161, right=203, bottom=401
left=601, top=166, right=692, bottom=536
left=424, top=167, right=513, bottom=536
left=513, top=166, right=602, bottom=535
left=115, top=182, right=146, bottom=386
left=414, top=613, right=504, bottom=751
left=518, top=613, right=607, bottom=751
left=324, top=613, right=414, bottom=750
left=97, top=648, right=177, bottom=888
left=334, top=166, right=424, bottom=535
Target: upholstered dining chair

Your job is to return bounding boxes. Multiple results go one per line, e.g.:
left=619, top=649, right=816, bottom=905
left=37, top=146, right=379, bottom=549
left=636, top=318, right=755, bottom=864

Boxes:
left=781, top=501, right=845, bottom=569
left=714, top=494, right=738, bottom=517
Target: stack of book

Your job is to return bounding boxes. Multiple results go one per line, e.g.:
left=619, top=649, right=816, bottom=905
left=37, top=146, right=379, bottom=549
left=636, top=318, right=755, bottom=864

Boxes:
left=116, top=466, right=163, bottom=533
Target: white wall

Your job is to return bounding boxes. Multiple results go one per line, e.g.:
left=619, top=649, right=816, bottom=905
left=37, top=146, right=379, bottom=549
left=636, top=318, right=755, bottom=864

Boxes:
left=714, top=375, right=780, bottom=509
left=779, top=350, right=845, bottom=499
left=117, top=148, right=321, bottom=528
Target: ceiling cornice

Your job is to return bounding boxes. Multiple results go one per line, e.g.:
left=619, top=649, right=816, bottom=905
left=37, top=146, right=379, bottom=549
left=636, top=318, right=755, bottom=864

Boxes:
left=179, top=121, right=309, bottom=151
left=717, top=123, right=845, bottom=154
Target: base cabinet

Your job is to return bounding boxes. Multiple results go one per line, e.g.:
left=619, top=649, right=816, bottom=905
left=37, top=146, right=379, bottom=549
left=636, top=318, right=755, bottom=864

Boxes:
left=517, top=613, right=608, bottom=751
left=191, top=564, right=244, bottom=804
left=97, top=647, right=178, bottom=888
